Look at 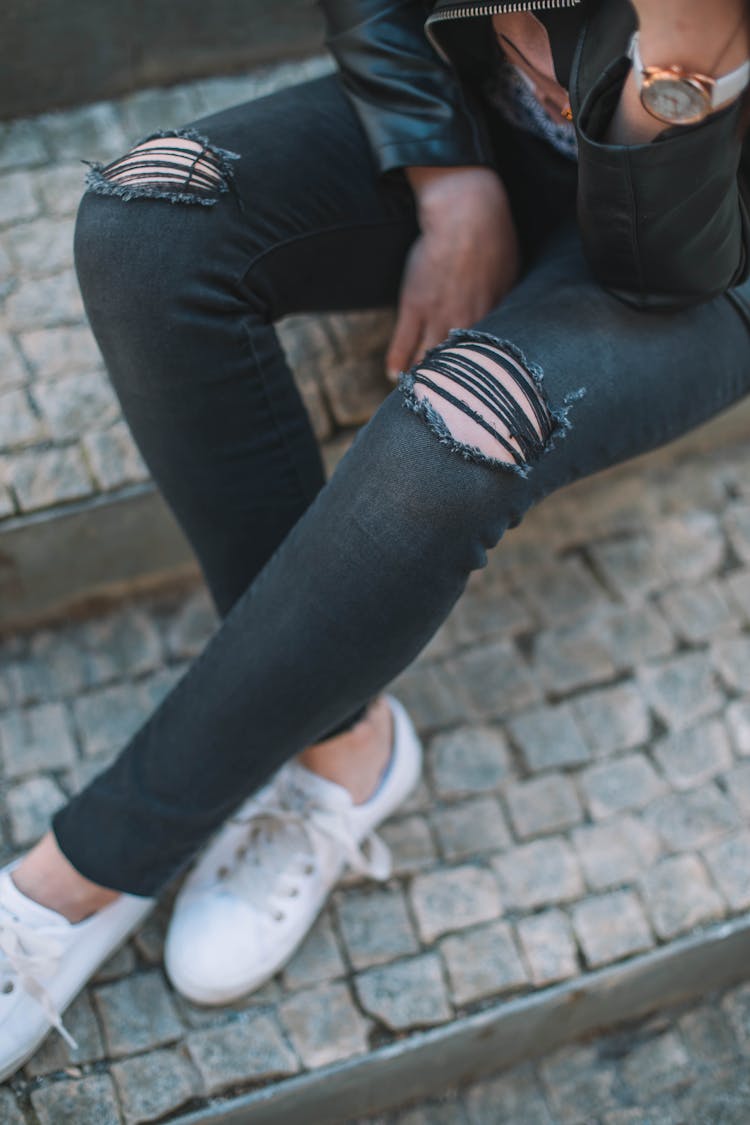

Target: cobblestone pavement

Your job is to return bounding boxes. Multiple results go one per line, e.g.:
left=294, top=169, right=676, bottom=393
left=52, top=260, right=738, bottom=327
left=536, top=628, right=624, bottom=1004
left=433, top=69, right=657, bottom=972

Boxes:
left=0, top=52, right=404, bottom=528
left=359, top=984, right=750, bottom=1124
left=0, top=429, right=748, bottom=1122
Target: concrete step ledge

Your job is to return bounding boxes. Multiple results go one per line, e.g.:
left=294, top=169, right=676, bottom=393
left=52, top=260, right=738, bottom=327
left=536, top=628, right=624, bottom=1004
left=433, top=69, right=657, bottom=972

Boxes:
left=172, top=913, right=750, bottom=1125
left=2, top=395, right=749, bottom=635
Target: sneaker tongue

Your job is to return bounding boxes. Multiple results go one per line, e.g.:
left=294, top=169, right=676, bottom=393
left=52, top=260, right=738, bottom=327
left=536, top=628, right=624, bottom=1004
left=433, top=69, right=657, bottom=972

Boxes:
left=0, top=868, right=72, bottom=932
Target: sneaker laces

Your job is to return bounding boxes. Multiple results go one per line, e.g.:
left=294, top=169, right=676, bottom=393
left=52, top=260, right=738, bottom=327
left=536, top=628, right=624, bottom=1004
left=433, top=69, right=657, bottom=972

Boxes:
left=217, top=771, right=392, bottom=917
left=0, top=902, right=78, bottom=1050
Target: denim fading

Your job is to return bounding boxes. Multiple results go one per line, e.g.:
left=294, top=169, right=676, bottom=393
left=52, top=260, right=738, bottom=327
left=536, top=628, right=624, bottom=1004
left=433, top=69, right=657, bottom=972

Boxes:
left=54, top=72, right=750, bottom=896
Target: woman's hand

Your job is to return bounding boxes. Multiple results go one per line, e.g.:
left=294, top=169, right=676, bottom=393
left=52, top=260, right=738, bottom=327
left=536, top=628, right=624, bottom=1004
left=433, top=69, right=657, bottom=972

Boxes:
left=385, top=166, right=521, bottom=382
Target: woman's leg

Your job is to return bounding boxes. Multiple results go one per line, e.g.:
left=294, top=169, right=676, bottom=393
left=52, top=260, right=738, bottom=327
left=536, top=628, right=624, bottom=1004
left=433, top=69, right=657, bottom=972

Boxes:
left=47, top=213, right=750, bottom=898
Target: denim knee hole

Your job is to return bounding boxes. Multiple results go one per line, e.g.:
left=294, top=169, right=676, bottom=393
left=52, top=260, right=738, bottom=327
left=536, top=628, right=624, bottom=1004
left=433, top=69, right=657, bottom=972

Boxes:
left=397, top=328, right=586, bottom=479
left=81, top=127, right=241, bottom=207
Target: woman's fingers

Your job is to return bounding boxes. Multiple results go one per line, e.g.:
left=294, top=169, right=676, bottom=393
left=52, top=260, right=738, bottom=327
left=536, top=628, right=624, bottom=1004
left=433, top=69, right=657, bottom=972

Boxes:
left=386, top=298, right=423, bottom=383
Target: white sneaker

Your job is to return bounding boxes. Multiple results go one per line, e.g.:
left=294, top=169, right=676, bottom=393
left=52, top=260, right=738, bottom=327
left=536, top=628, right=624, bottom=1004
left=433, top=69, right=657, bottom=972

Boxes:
left=164, top=693, right=422, bottom=1005
left=0, top=863, right=154, bottom=1083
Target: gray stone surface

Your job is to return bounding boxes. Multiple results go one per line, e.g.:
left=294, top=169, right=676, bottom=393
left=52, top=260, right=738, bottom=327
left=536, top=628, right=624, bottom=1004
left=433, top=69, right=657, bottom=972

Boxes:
left=354, top=953, right=452, bottom=1031
left=505, top=773, right=583, bottom=838
left=334, top=885, right=419, bottom=970
left=572, top=890, right=654, bottom=968
left=516, top=909, right=579, bottom=986
left=93, top=971, right=183, bottom=1058
left=30, top=1074, right=122, bottom=1125
left=409, top=865, right=502, bottom=943
left=427, top=725, right=513, bottom=798
left=110, top=1048, right=199, bottom=1124
left=186, top=1012, right=300, bottom=1093
left=506, top=703, right=591, bottom=772
left=278, top=981, right=371, bottom=1067
left=439, top=920, right=528, bottom=1006
left=641, top=854, right=725, bottom=939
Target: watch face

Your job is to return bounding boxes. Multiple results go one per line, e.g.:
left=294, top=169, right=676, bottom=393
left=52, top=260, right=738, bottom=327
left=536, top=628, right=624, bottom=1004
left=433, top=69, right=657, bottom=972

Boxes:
left=641, top=75, right=711, bottom=124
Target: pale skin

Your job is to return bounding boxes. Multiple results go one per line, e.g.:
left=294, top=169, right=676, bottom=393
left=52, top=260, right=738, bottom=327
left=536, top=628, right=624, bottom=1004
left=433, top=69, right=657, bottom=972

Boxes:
left=14, top=0, right=750, bottom=923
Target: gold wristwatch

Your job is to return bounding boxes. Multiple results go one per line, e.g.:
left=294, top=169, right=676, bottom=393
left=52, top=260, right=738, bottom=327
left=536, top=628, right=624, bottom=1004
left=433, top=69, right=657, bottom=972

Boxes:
left=626, top=29, right=750, bottom=125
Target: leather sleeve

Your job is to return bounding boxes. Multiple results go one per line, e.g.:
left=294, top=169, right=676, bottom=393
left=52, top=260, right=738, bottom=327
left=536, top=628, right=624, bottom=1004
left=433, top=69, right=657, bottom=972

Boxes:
left=572, top=5, right=750, bottom=311
left=318, top=0, right=495, bottom=174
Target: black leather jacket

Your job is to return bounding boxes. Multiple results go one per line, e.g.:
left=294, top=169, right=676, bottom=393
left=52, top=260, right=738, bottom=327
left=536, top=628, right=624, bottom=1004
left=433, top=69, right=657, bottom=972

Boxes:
left=319, top=0, right=750, bottom=311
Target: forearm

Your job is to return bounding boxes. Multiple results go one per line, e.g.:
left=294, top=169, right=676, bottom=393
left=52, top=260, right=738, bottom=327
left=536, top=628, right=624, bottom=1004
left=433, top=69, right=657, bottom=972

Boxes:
left=604, top=0, right=750, bottom=144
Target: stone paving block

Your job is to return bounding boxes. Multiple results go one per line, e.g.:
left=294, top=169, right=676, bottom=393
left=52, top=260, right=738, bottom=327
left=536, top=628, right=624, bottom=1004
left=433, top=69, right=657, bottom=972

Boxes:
left=446, top=639, right=540, bottom=719
left=0, top=169, right=40, bottom=225
left=723, top=761, right=750, bottom=816
left=130, top=907, right=168, bottom=966
left=30, top=1074, right=122, bottom=1125
left=652, top=718, right=733, bottom=791
left=354, top=953, right=452, bottom=1031
left=7, top=775, right=67, bottom=845
left=5, top=215, right=77, bottom=277
left=18, top=323, right=102, bottom=379
left=505, top=773, right=583, bottom=838
left=519, top=556, right=611, bottom=626
left=452, top=581, right=534, bottom=644
left=73, top=682, right=152, bottom=756
left=580, top=752, right=666, bottom=819
left=389, top=662, right=470, bottom=731
left=427, top=724, right=513, bottom=798
left=0, top=701, right=77, bottom=777
left=5, top=268, right=84, bottom=329
left=26, top=991, right=106, bottom=1075
left=119, top=84, right=205, bottom=140
left=704, top=830, right=750, bottom=910
left=637, top=651, right=724, bottom=732
left=279, top=980, right=371, bottom=1067
left=572, top=815, right=662, bottom=892
left=516, top=908, right=579, bottom=986
left=31, top=160, right=88, bottom=215
left=334, top=885, right=418, bottom=970
left=187, top=1011, right=300, bottom=1093
left=506, top=702, right=591, bottom=772
left=76, top=607, right=164, bottom=680
left=82, top=423, right=150, bottom=488
left=653, top=511, right=726, bottom=585
left=281, top=908, right=347, bottom=988
left=0, top=332, right=27, bottom=390
left=724, top=567, right=750, bottom=623
left=721, top=982, right=750, bottom=1054
left=164, top=587, right=218, bottom=659
left=643, top=786, right=741, bottom=851
left=94, top=942, right=138, bottom=983
left=391, top=1097, right=468, bottom=1125
left=378, top=814, right=437, bottom=875
left=66, top=746, right=119, bottom=793
left=111, top=1047, right=199, bottom=1125
left=3, top=443, right=93, bottom=510
left=32, top=369, right=120, bottom=441
left=0, top=1089, right=24, bottom=1125
left=641, top=854, right=725, bottom=939
left=711, top=634, right=750, bottom=693
left=678, top=1004, right=740, bottom=1066
left=572, top=890, right=653, bottom=968
left=658, top=580, right=738, bottom=643
left=0, top=119, right=49, bottom=169
left=93, top=970, right=183, bottom=1058
left=38, top=100, right=129, bottom=162
left=597, top=604, right=676, bottom=669
left=465, top=1063, right=554, bottom=1125
left=538, top=1042, right=619, bottom=1123
left=620, top=1029, right=692, bottom=1097
left=409, top=864, right=502, bottom=943
left=727, top=699, right=750, bottom=755
left=491, top=837, right=584, bottom=910
left=588, top=534, right=671, bottom=602
left=724, top=500, right=750, bottom=563
left=439, top=919, right=528, bottom=1006
left=7, top=625, right=103, bottom=701
left=0, top=386, right=47, bottom=449
left=571, top=679, right=647, bottom=760
left=431, top=795, right=512, bottom=859
left=135, top=665, right=186, bottom=712
left=530, top=617, right=616, bottom=694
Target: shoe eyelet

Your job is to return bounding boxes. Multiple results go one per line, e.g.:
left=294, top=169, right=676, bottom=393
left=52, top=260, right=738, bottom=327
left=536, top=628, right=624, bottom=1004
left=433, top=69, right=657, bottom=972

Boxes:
left=288, top=887, right=300, bottom=897
left=274, top=911, right=286, bottom=922
left=1, top=982, right=14, bottom=995
left=303, top=863, right=315, bottom=875
left=217, top=865, right=229, bottom=879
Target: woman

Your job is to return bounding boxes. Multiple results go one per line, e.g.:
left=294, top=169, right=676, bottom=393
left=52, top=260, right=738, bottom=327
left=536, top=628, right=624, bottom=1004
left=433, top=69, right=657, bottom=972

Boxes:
left=1, top=0, right=749, bottom=1079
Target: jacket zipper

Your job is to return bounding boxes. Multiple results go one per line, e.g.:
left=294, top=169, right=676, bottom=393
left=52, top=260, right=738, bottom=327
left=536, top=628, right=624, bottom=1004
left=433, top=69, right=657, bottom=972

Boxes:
left=425, top=0, right=582, bottom=60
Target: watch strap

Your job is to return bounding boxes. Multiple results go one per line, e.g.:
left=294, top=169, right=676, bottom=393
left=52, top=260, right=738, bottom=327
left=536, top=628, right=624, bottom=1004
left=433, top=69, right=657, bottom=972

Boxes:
left=628, top=30, right=750, bottom=108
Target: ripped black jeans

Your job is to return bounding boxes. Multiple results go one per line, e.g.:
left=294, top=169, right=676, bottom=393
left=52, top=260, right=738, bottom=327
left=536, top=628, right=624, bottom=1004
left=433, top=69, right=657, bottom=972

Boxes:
left=56, top=72, right=750, bottom=896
